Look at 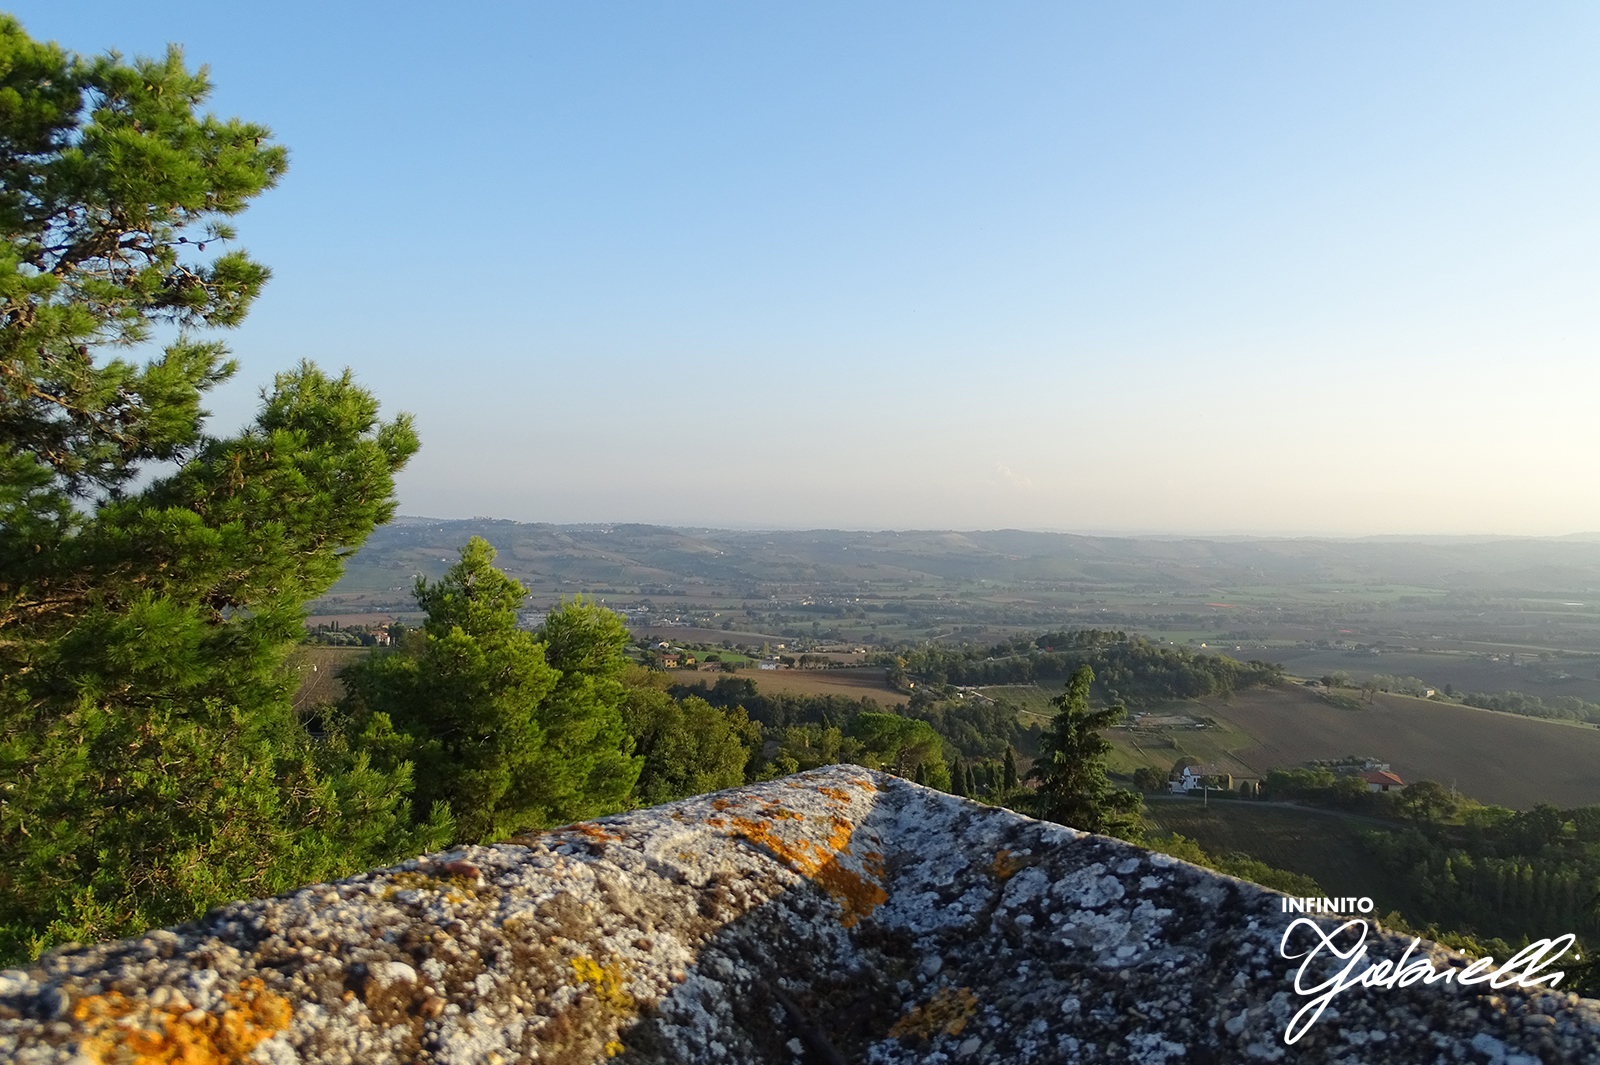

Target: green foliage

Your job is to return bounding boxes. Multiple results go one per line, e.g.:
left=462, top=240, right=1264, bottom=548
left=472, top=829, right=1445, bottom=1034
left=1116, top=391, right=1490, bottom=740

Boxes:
left=896, top=629, right=1283, bottom=705
left=1026, top=666, right=1142, bottom=840
left=762, top=724, right=852, bottom=777
left=1396, top=780, right=1459, bottom=823
left=0, top=20, right=286, bottom=507
left=341, top=542, right=641, bottom=842
left=623, top=679, right=757, bottom=806
left=1145, top=832, right=1322, bottom=896
left=1461, top=689, right=1600, bottom=725
left=901, top=695, right=1039, bottom=759
left=0, top=18, right=436, bottom=961
left=1356, top=803, right=1600, bottom=947
left=1373, top=910, right=1514, bottom=964
left=1131, top=766, right=1167, bottom=792
left=849, top=712, right=948, bottom=780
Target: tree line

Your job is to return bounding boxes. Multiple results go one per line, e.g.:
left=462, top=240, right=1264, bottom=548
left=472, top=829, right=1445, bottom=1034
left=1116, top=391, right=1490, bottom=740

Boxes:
left=891, top=629, right=1283, bottom=704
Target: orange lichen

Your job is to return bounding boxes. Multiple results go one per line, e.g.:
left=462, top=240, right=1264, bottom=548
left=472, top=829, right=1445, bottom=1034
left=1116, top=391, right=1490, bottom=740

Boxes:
left=811, top=850, right=888, bottom=928
left=725, top=814, right=886, bottom=927
left=848, top=778, right=878, bottom=791
left=888, top=986, right=979, bottom=1038
left=573, top=823, right=622, bottom=843
left=711, top=798, right=736, bottom=811
left=817, top=787, right=852, bottom=804
left=73, top=977, right=292, bottom=1065
left=991, top=849, right=1024, bottom=880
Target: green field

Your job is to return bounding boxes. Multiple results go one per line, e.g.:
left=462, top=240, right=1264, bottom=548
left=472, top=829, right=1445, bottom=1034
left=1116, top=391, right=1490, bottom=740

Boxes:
left=983, top=684, right=1265, bottom=780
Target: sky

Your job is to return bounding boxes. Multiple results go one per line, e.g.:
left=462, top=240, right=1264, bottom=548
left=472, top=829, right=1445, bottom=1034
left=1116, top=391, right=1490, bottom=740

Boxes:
left=16, top=2, right=1600, bottom=535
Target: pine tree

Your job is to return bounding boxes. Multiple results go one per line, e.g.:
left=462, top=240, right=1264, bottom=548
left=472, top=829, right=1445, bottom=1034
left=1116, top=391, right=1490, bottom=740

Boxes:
left=1027, top=666, right=1143, bottom=840
left=341, top=540, right=642, bottom=842
left=0, top=16, right=441, bottom=960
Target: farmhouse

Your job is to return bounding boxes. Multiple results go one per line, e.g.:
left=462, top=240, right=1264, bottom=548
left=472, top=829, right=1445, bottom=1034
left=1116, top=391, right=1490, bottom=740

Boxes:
left=1361, top=769, right=1405, bottom=792
left=1167, top=764, right=1232, bottom=793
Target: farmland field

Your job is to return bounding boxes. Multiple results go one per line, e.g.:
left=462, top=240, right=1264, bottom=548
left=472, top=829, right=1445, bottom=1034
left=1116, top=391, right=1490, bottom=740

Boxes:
left=704, top=667, right=908, bottom=705
left=1182, top=686, right=1600, bottom=809
left=285, top=646, right=368, bottom=713
left=1245, top=646, right=1600, bottom=703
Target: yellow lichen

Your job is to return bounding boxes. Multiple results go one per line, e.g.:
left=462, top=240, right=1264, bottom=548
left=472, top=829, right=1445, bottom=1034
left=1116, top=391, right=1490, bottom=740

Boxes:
left=571, top=955, right=634, bottom=1010
left=888, top=986, right=979, bottom=1038
left=73, top=977, right=292, bottom=1065
left=605, top=1040, right=625, bottom=1057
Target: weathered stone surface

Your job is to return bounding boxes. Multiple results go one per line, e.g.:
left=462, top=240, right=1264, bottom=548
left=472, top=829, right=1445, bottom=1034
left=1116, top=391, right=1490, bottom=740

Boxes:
left=2, top=765, right=1597, bottom=1062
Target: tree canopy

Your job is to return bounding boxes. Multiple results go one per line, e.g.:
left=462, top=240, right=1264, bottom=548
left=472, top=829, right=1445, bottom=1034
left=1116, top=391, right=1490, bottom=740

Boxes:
left=0, top=19, right=438, bottom=961
left=340, top=540, right=642, bottom=842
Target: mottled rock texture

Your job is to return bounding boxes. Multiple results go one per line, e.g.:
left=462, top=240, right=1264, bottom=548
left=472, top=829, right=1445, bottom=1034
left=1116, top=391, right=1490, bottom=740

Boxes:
left=3, top=766, right=1599, bottom=1063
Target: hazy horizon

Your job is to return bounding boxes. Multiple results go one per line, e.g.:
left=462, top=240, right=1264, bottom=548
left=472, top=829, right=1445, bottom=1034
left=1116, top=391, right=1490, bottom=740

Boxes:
left=387, top=514, right=1600, bottom=544
left=16, top=3, right=1600, bottom=537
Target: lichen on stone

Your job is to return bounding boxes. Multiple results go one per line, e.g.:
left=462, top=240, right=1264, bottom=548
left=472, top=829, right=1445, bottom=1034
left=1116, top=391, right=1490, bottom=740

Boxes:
left=3, top=766, right=1600, bottom=1063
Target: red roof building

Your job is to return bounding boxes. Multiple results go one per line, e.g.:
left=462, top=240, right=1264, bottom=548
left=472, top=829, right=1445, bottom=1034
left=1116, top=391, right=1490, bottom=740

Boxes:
left=1360, top=770, right=1405, bottom=792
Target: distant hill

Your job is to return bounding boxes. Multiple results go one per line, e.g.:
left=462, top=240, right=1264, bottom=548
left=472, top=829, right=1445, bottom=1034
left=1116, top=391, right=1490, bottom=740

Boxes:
left=332, top=518, right=1600, bottom=595
left=313, top=519, right=1600, bottom=659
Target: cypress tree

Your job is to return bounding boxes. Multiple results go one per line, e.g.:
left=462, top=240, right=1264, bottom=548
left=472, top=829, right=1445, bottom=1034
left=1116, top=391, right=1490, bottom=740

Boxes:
left=951, top=760, right=967, bottom=797
left=1028, top=665, right=1143, bottom=840
left=913, top=762, right=926, bottom=786
left=1002, top=747, right=1019, bottom=791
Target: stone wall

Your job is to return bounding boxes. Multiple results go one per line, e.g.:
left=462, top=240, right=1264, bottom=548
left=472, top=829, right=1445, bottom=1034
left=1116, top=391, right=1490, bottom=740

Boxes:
left=3, top=766, right=1598, bottom=1063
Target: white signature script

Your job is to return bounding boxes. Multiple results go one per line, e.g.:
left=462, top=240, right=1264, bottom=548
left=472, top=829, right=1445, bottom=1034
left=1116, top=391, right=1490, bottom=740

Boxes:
left=1278, top=918, right=1577, bottom=1044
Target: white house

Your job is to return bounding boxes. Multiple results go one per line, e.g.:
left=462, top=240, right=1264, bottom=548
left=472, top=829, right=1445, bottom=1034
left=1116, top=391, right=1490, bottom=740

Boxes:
left=1168, top=764, right=1222, bottom=794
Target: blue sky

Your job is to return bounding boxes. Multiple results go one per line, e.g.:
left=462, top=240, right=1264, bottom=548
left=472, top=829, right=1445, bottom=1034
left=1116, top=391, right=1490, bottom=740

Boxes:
left=17, top=3, right=1600, bottom=534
